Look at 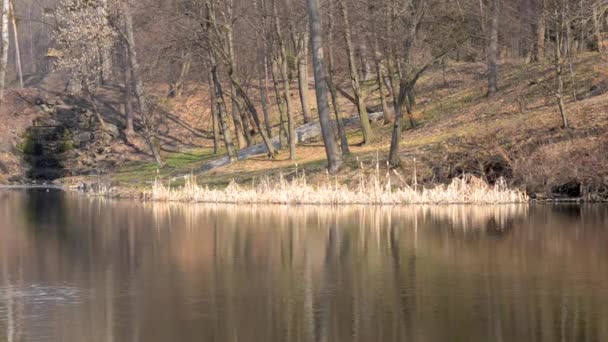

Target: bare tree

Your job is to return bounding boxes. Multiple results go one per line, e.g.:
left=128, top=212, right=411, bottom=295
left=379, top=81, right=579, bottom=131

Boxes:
left=0, top=0, right=10, bottom=101
left=308, top=0, right=342, bottom=173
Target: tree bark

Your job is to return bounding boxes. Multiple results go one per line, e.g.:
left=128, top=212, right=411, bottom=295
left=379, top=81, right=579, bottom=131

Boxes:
left=209, top=68, right=220, bottom=154
left=211, top=64, right=237, bottom=161
left=271, top=58, right=288, bottom=148
left=226, top=16, right=248, bottom=149
left=0, top=0, right=10, bottom=101
left=487, top=0, right=499, bottom=97
left=592, top=3, right=603, bottom=52
left=297, top=33, right=313, bottom=124
left=327, top=0, right=349, bottom=156
left=273, top=0, right=296, bottom=160
left=554, top=5, right=568, bottom=129
left=122, top=43, right=134, bottom=135
left=338, top=0, right=373, bottom=144
left=9, top=1, right=22, bottom=88
left=307, top=0, right=342, bottom=173
left=534, top=0, right=546, bottom=61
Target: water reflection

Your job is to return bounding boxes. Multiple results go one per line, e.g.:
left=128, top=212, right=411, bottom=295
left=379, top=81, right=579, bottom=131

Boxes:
left=1, top=190, right=607, bottom=341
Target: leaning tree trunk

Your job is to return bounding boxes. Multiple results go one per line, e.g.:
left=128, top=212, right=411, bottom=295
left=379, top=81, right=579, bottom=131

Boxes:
left=122, top=0, right=164, bottom=167
left=208, top=68, right=220, bottom=154
left=487, top=0, right=499, bottom=97
left=307, top=0, right=342, bottom=174
left=9, top=1, right=22, bottom=89
left=227, top=24, right=249, bottom=149
left=211, top=64, right=237, bottom=161
left=0, top=0, right=10, bottom=101
left=338, top=0, right=373, bottom=144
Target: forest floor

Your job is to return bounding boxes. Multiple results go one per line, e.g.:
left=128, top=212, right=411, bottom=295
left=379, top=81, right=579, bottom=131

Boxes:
left=2, top=53, right=608, bottom=200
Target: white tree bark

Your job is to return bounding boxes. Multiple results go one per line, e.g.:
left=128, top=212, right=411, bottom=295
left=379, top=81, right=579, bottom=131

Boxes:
left=0, top=0, right=10, bottom=100
left=9, top=0, right=22, bottom=88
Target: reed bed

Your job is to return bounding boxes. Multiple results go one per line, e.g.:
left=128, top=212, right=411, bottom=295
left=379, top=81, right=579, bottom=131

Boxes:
left=147, top=164, right=528, bottom=205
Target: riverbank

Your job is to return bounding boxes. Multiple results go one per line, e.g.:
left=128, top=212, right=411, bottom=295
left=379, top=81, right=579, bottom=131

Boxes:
left=2, top=55, right=608, bottom=201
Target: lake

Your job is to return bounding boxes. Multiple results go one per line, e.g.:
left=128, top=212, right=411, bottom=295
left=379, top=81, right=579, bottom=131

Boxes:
left=1, top=188, right=607, bottom=341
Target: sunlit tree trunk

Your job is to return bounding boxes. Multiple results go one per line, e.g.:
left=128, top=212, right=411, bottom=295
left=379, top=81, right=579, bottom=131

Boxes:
left=0, top=0, right=10, bottom=101
left=554, top=4, right=568, bottom=129
left=9, top=1, right=22, bottom=88
left=307, top=0, right=342, bottom=173
left=209, top=68, right=220, bottom=154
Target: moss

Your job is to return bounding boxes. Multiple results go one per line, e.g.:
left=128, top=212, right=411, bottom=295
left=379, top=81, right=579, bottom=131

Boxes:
left=16, top=132, right=36, bottom=155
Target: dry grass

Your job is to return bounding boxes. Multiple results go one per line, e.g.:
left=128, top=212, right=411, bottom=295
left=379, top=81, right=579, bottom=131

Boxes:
left=147, top=163, right=528, bottom=205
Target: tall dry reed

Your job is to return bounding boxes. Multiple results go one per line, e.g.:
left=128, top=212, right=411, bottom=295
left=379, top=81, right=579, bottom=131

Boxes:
left=147, top=164, right=528, bottom=205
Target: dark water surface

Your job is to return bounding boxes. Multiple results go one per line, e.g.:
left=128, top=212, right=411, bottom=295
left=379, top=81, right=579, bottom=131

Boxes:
left=1, top=189, right=607, bottom=342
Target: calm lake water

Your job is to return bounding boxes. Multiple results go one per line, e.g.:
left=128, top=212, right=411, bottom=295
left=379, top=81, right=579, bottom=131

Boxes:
left=1, top=189, right=607, bottom=342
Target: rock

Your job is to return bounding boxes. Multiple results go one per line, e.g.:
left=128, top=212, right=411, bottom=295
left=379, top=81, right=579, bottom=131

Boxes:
left=104, top=123, right=120, bottom=137
left=73, top=132, right=93, bottom=146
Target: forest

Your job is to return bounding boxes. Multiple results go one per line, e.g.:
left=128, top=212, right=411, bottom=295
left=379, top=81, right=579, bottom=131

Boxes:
left=0, top=0, right=607, bottom=202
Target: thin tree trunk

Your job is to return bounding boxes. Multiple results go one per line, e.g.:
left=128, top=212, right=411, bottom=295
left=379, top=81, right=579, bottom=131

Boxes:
left=592, top=4, right=603, bottom=52
left=99, top=0, right=112, bottom=84
left=122, top=0, right=164, bottom=167
left=260, top=51, right=273, bottom=138
left=297, top=33, right=313, bottom=124
left=211, top=64, right=237, bottom=161
left=535, top=0, right=546, bottom=61
left=372, top=36, right=390, bottom=123
left=9, top=1, right=22, bottom=88
left=338, top=0, right=373, bottom=144
left=229, top=73, right=277, bottom=158
left=227, top=23, right=248, bottom=149
left=388, top=85, right=407, bottom=167
left=122, top=43, right=134, bottom=135
left=487, top=0, right=499, bottom=97
left=273, top=0, right=296, bottom=160
left=555, top=6, right=568, bottom=129
left=0, top=0, right=10, bottom=101
left=307, top=0, right=342, bottom=173
left=271, top=58, right=288, bottom=149
left=209, top=68, right=220, bottom=154
left=327, top=0, right=349, bottom=156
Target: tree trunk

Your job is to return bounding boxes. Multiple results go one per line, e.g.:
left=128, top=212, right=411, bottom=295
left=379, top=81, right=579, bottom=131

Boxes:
left=534, top=0, right=546, bottom=61
left=271, top=59, right=288, bottom=149
left=273, top=0, right=296, bottom=160
left=122, top=0, right=164, bottom=167
left=338, top=0, right=373, bottom=144
left=307, top=0, right=342, bottom=173
left=327, top=0, right=349, bottom=156
left=122, top=43, right=134, bottom=135
left=229, top=73, right=277, bottom=158
left=260, top=51, right=273, bottom=138
left=297, top=33, right=313, bottom=124
left=388, top=85, right=408, bottom=167
left=487, top=0, right=499, bottom=97
left=0, top=0, right=10, bottom=101
left=211, top=64, right=237, bottom=161
left=227, top=24, right=248, bottom=149
left=592, top=4, right=603, bottom=52
left=555, top=6, right=568, bottom=129
left=9, top=1, right=22, bottom=88
left=99, top=0, right=112, bottom=84
left=209, top=69, right=220, bottom=154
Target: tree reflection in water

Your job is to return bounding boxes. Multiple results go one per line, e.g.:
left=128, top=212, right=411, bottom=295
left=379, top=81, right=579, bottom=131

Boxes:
left=0, top=191, right=607, bottom=341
